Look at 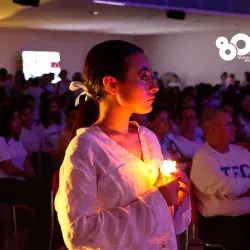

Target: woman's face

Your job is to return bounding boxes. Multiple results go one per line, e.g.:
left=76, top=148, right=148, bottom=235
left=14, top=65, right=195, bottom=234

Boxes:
left=151, top=110, right=170, bottom=136
left=11, top=111, right=21, bottom=133
left=181, top=109, right=198, bottom=133
left=116, top=52, right=159, bottom=114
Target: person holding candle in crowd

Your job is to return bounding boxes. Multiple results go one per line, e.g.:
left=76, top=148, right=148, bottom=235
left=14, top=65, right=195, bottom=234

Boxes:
left=55, top=40, right=191, bottom=250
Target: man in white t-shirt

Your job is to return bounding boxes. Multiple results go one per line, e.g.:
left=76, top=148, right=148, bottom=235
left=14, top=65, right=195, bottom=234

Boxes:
left=190, top=108, right=250, bottom=250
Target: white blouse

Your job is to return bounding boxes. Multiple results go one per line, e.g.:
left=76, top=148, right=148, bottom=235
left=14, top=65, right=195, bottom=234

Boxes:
left=55, top=123, right=191, bottom=250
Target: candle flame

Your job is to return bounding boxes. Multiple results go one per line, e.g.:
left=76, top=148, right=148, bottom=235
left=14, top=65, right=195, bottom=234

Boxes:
left=161, top=160, right=177, bottom=176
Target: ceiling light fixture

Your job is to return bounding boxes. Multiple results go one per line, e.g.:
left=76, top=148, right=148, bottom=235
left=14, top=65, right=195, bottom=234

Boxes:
left=93, top=0, right=125, bottom=6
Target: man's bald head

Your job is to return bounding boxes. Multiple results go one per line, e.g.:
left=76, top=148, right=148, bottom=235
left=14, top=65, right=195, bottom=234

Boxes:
left=201, top=108, right=226, bottom=135
left=201, top=108, right=235, bottom=144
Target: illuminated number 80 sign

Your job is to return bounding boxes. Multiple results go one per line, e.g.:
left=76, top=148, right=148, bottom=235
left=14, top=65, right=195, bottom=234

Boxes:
left=216, top=33, right=250, bottom=61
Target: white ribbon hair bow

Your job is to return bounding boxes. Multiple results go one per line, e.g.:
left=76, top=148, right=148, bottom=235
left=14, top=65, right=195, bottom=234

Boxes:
left=69, top=81, right=92, bottom=106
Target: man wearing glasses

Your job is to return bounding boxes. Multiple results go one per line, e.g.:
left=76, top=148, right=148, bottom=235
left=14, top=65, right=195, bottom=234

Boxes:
left=190, top=108, right=250, bottom=250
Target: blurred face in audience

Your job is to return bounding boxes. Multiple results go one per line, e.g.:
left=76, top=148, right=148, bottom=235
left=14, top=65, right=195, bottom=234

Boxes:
left=20, top=108, right=33, bottom=128
left=172, top=75, right=178, bottom=82
left=181, top=109, right=198, bottom=134
left=221, top=73, right=228, bottom=81
left=50, top=101, right=59, bottom=112
left=11, top=111, right=21, bottom=134
left=210, top=92, right=222, bottom=108
left=242, top=94, right=250, bottom=113
left=151, top=110, right=170, bottom=137
left=183, top=95, right=196, bottom=108
left=207, top=111, right=236, bottom=145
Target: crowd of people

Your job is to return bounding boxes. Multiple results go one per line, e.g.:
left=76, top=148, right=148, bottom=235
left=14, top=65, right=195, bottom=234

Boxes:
left=0, top=39, right=250, bottom=250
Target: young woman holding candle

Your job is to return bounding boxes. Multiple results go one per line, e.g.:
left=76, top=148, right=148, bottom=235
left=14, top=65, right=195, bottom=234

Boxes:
left=55, top=40, right=191, bottom=250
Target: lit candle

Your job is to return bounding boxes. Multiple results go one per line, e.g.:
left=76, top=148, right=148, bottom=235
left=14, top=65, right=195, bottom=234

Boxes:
left=160, top=160, right=178, bottom=179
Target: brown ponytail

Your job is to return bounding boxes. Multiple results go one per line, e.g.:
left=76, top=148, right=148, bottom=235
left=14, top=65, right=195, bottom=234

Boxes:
left=71, top=96, right=99, bottom=138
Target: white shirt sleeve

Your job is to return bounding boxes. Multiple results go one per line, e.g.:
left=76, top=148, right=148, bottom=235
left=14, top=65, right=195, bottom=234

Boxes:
left=55, top=151, right=170, bottom=249
left=173, top=196, right=191, bottom=235
left=145, top=128, right=191, bottom=235
left=190, top=151, right=250, bottom=198
left=0, top=137, right=11, bottom=162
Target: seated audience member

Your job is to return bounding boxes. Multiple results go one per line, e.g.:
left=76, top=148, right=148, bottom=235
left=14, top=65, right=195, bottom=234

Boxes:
left=210, top=91, right=222, bottom=108
left=242, top=71, right=250, bottom=86
left=41, top=98, right=66, bottom=128
left=56, top=69, right=70, bottom=96
left=168, top=74, right=182, bottom=89
left=175, top=107, right=203, bottom=159
left=219, top=72, right=228, bottom=90
left=227, top=73, right=236, bottom=86
left=24, top=77, right=44, bottom=108
left=19, top=104, right=42, bottom=153
left=39, top=110, right=63, bottom=151
left=0, top=105, right=40, bottom=249
left=130, top=113, right=150, bottom=128
left=170, top=111, right=204, bottom=141
left=148, top=105, right=178, bottom=159
left=190, top=108, right=250, bottom=250
left=10, top=70, right=25, bottom=100
left=182, top=94, right=196, bottom=108
left=20, top=95, right=40, bottom=124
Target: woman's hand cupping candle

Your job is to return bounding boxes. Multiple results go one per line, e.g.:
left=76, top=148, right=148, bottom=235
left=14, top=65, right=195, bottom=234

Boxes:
left=160, top=160, right=178, bottom=181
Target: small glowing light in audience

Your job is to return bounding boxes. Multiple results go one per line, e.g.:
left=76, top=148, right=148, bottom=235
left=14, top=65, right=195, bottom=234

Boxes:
left=93, top=0, right=125, bottom=6
left=92, top=11, right=99, bottom=15
left=161, top=160, right=177, bottom=177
